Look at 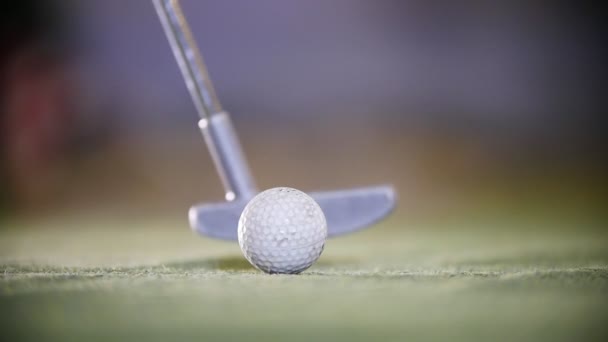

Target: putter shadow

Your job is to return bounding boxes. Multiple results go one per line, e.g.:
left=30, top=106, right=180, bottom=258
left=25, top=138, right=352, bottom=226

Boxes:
left=165, top=256, right=254, bottom=271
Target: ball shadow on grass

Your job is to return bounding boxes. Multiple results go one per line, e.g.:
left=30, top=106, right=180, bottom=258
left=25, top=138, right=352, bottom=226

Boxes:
left=164, top=256, right=357, bottom=272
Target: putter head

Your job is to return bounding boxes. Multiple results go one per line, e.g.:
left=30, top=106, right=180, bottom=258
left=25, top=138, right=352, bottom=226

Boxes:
left=189, top=185, right=396, bottom=241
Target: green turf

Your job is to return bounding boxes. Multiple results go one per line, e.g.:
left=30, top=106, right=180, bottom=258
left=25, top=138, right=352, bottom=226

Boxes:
left=1, top=216, right=607, bottom=341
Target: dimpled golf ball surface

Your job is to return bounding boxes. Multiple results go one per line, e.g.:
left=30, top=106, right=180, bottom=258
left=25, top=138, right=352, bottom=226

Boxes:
left=238, top=187, right=327, bottom=274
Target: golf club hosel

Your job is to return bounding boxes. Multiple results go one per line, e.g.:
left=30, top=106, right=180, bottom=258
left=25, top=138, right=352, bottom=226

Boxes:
left=199, top=112, right=257, bottom=201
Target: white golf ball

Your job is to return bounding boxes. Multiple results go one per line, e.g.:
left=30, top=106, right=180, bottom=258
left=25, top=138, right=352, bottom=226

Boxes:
left=238, top=187, right=327, bottom=274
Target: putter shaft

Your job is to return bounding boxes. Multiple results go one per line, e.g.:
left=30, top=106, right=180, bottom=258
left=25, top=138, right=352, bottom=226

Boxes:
left=153, top=0, right=257, bottom=201
left=153, top=0, right=221, bottom=117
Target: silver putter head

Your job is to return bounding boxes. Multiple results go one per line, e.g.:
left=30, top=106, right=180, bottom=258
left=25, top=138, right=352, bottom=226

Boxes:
left=189, top=185, right=396, bottom=241
left=154, top=0, right=397, bottom=241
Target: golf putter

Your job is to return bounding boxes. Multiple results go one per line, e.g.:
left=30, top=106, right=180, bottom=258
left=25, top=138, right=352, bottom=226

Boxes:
left=153, top=0, right=396, bottom=241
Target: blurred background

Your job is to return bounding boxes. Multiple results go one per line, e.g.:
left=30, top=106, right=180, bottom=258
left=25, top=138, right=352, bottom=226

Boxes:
left=1, top=0, right=605, bottom=230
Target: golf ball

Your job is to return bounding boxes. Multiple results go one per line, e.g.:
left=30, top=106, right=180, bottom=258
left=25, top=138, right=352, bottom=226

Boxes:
left=238, top=187, right=327, bottom=274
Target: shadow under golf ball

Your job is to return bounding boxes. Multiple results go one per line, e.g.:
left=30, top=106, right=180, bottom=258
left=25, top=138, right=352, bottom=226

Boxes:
left=165, top=256, right=358, bottom=272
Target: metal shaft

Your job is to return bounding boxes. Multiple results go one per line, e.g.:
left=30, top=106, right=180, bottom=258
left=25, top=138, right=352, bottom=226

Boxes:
left=153, top=0, right=221, bottom=117
left=153, top=0, right=257, bottom=200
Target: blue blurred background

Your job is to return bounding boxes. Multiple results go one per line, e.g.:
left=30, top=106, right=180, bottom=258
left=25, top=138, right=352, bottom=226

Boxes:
left=1, top=0, right=605, bottom=227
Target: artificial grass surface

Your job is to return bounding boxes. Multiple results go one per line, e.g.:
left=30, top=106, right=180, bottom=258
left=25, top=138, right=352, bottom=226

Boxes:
left=1, top=216, right=607, bottom=341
